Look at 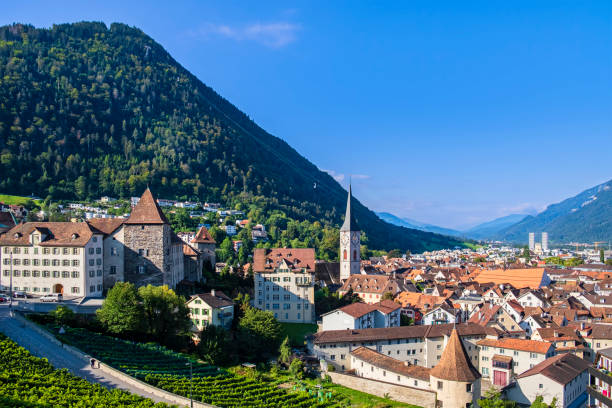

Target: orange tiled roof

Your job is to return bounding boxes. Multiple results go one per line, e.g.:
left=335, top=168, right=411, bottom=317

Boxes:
left=477, top=338, right=552, bottom=354
left=473, top=268, right=548, bottom=289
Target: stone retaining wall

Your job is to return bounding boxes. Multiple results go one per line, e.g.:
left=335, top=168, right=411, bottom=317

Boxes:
left=326, top=371, right=437, bottom=408
left=13, top=312, right=215, bottom=408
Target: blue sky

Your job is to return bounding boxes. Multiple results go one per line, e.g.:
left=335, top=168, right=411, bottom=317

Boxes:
left=4, top=1, right=612, bottom=229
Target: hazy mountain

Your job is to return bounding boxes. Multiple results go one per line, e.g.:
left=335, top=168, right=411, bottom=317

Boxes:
left=465, top=214, right=530, bottom=239
left=377, top=212, right=465, bottom=238
left=496, top=179, right=612, bottom=243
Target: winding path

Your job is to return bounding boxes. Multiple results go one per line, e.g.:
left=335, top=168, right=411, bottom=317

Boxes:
left=0, top=304, right=179, bottom=406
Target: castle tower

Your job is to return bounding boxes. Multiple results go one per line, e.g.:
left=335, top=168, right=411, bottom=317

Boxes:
left=429, top=328, right=481, bottom=408
left=340, top=184, right=360, bottom=280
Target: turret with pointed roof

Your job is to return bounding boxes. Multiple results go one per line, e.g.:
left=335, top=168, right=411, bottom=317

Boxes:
left=125, top=188, right=170, bottom=225
left=340, top=184, right=359, bottom=232
left=430, top=328, right=481, bottom=382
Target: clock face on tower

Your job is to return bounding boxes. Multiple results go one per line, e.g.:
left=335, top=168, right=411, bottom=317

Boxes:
left=340, top=233, right=349, bottom=246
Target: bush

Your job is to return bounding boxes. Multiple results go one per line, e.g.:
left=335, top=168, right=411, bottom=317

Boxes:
left=49, top=305, right=75, bottom=325
left=289, top=358, right=305, bottom=380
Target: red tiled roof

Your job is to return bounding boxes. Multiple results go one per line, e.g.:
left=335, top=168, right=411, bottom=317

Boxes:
left=430, top=328, right=481, bottom=382
left=125, top=188, right=170, bottom=225
left=516, top=353, right=590, bottom=384
left=477, top=338, right=553, bottom=354
left=191, top=226, right=215, bottom=244
left=0, top=222, right=101, bottom=247
left=350, top=347, right=431, bottom=381
left=253, top=248, right=315, bottom=272
left=87, top=218, right=125, bottom=235
left=473, top=268, right=548, bottom=289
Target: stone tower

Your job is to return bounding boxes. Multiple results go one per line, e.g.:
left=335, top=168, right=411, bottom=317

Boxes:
left=340, top=184, right=360, bottom=281
left=123, top=188, right=174, bottom=287
left=429, top=328, right=482, bottom=408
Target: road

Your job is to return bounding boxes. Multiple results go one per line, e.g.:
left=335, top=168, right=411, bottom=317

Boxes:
left=0, top=304, right=179, bottom=406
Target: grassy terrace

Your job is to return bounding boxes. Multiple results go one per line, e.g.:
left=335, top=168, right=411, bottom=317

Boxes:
left=0, top=193, right=40, bottom=206
left=280, top=322, right=318, bottom=346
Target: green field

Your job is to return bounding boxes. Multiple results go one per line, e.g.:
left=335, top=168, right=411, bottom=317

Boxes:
left=280, top=322, right=318, bottom=347
left=0, top=194, right=40, bottom=206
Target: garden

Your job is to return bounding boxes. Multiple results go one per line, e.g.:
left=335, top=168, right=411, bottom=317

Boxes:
left=0, top=333, right=169, bottom=407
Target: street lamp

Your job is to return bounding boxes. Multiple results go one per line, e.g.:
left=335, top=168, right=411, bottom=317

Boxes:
left=185, top=361, right=193, bottom=408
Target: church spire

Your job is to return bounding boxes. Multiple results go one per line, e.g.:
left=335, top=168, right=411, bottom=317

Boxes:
left=340, top=184, right=359, bottom=232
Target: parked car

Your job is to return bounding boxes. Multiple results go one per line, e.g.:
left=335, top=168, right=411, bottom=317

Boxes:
left=0, top=294, right=9, bottom=303
left=40, top=293, right=62, bottom=302
left=13, top=291, right=27, bottom=298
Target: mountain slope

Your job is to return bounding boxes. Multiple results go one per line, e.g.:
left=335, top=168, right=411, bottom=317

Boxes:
left=0, top=22, right=464, bottom=252
left=496, top=179, right=612, bottom=243
left=377, top=212, right=464, bottom=237
left=465, top=214, right=529, bottom=239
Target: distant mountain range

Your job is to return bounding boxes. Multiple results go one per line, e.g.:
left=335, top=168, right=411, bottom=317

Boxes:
left=377, top=212, right=530, bottom=240
left=380, top=178, right=612, bottom=244
left=494, top=179, right=612, bottom=243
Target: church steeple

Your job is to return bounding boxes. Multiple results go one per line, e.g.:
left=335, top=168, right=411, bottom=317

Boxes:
left=339, top=184, right=361, bottom=280
left=340, top=184, right=359, bottom=232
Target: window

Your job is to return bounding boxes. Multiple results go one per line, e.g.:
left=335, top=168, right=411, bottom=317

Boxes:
left=97, top=284, right=102, bottom=291
left=97, top=269, right=102, bottom=276
left=90, top=285, right=95, bottom=292
left=71, top=287, right=79, bottom=294
left=283, top=303, right=291, bottom=310
left=72, top=260, right=79, bottom=266
left=2, top=270, right=8, bottom=277
left=71, top=271, right=79, bottom=278
left=437, top=381, right=443, bottom=390
left=466, top=384, right=472, bottom=392
left=23, top=270, right=30, bottom=277
left=32, top=271, right=40, bottom=277
left=89, top=259, right=94, bottom=266
left=539, top=384, right=543, bottom=389
left=73, top=248, right=79, bottom=255
left=63, top=248, right=69, bottom=255
left=96, top=258, right=102, bottom=265
left=139, top=249, right=144, bottom=256
left=53, top=271, right=60, bottom=278
left=92, top=237, right=97, bottom=243
left=272, top=304, right=280, bottom=310
left=33, top=287, right=39, bottom=292
left=13, top=270, right=20, bottom=277
left=109, top=266, right=117, bottom=275
left=43, top=248, right=50, bottom=254
left=111, top=247, right=118, bottom=256
left=53, top=248, right=59, bottom=255
left=96, top=247, right=101, bottom=254
left=23, top=259, right=29, bottom=266
left=62, top=271, right=69, bottom=278
left=43, top=287, right=50, bottom=293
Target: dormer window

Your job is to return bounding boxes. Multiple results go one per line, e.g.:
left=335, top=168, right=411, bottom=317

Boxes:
left=72, top=233, right=79, bottom=239
left=14, top=232, right=21, bottom=239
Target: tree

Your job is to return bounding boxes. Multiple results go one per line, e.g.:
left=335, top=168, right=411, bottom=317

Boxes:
left=381, top=292, right=395, bottom=301
left=96, top=282, right=144, bottom=335
left=530, top=396, right=557, bottom=408
left=387, top=249, right=402, bottom=259
left=289, top=358, right=305, bottom=379
left=279, top=336, right=292, bottom=366
left=49, top=305, right=75, bottom=326
left=478, top=389, right=517, bottom=408
left=400, top=314, right=414, bottom=326
left=197, top=325, right=228, bottom=365
left=236, top=306, right=282, bottom=360
left=138, top=285, right=191, bottom=343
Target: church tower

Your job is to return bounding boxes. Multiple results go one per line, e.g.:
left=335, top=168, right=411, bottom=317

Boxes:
left=340, top=184, right=360, bottom=280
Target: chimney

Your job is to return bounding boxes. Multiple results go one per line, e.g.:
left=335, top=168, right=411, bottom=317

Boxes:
left=211, top=289, right=216, bottom=297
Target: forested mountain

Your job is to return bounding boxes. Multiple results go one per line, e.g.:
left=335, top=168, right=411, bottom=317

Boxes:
left=495, top=179, right=612, bottom=243
left=0, top=22, right=464, bottom=252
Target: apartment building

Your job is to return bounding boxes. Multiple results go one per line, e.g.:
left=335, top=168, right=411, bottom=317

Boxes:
left=253, top=248, right=316, bottom=323
left=0, top=222, right=104, bottom=297
left=321, top=300, right=401, bottom=331
left=310, top=322, right=489, bottom=371
left=506, top=353, right=589, bottom=408
left=591, top=347, right=612, bottom=407
left=476, top=338, right=555, bottom=387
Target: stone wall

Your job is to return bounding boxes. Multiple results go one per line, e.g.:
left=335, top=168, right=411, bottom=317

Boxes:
left=123, top=224, right=167, bottom=287
left=326, top=371, right=437, bottom=408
